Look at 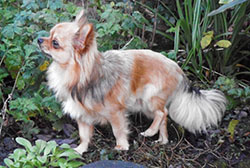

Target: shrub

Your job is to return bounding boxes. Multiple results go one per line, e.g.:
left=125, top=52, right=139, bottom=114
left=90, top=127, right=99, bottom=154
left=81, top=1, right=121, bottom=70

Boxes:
left=214, top=76, right=250, bottom=109
left=0, top=0, right=82, bottom=137
left=91, top=1, right=148, bottom=51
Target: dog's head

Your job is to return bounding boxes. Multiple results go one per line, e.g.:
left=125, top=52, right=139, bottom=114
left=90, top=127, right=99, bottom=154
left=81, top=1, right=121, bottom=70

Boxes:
left=38, top=10, right=95, bottom=65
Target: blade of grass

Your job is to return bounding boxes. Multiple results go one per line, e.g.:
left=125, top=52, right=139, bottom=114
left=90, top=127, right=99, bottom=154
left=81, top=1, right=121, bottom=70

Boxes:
left=182, top=47, right=195, bottom=69
left=176, top=0, right=184, bottom=20
left=192, top=0, right=201, bottom=48
left=135, top=1, right=174, bottom=27
left=174, top=20, right=181, bottom=61
left=136, top=24, right=174, bottom=41
left=208, top=0, right=247, bottom=16
left=159, top=1, right=178, bottom=20
left=224, top=1, right=248, bottom=65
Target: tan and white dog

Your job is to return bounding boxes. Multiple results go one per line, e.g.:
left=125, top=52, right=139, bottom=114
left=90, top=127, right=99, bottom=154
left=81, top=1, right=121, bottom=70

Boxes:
left=38, top=10, right=226, bottom=154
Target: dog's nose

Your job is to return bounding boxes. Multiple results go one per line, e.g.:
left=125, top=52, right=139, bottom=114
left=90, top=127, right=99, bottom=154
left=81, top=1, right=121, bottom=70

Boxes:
left=37, top=38, right=44, bottom=44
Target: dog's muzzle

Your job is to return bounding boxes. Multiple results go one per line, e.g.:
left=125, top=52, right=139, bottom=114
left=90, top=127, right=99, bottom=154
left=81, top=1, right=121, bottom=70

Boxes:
left=37, top=38, right=52, bottom=59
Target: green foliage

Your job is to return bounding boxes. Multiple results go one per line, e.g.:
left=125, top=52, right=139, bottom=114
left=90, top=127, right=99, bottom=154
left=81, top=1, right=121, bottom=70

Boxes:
left=0, top=0, right=80, bottom=137
left=140, top=0, right=250, bottom=81
left=208, top=0, right=250, bottom=76
left=214, top=77, right=250, bottom=109
left=208, top=0, right=247, bottom=16
left=92, top=1, right=147, bottom=51
left=2, top=137, right=83, bottom=168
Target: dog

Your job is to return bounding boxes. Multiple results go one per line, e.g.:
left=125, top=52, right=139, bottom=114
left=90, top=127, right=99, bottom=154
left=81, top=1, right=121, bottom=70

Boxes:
left=38, top=10, right=227, bottom=154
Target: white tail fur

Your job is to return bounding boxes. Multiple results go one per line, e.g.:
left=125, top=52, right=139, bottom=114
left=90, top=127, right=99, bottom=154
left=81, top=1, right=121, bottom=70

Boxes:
left=169, top=83, right=227, bottom=133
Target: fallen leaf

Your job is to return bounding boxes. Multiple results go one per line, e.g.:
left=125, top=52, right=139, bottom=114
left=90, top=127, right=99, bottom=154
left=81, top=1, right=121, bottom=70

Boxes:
left=39, top=60, right=49, bottom=71
left=228, top=119, right=239, bottom=140
left=216, top=40, right=232, bottom=48
left=219, top=0, right=233, bottom=4
left=201, top=31, right=214, bottom=49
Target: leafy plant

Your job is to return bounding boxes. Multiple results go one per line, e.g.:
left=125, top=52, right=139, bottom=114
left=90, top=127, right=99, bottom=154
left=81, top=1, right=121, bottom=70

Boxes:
left=214, top=76, right=250, bottom=109
left=0, top=0, right=81, bottom=137
left=138, top=0, right=250, bottom=82
left=91, top=1, right=148, bottom=51
left=207, top=0, right=250, bottom=76
left=2, top=137, right=83, bottom=168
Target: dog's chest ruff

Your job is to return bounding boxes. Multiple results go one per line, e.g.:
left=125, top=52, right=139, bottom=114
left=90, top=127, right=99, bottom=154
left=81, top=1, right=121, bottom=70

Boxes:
left=46, top=51, right=133, bottom=124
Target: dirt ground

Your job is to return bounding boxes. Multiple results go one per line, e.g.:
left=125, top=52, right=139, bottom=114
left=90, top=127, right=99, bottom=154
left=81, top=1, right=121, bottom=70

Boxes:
left=1, top=105, right=249, bottom=167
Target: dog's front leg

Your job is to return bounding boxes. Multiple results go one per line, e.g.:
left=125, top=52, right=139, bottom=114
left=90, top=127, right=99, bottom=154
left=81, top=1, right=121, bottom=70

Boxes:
left=109, top=111, right=129, bottom=150
left=74, top=119, right=94, bottom=155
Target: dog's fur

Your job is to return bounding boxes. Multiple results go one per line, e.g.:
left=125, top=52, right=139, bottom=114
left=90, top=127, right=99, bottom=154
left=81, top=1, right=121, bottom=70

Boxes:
left=38, top=10, right=227, bottom=154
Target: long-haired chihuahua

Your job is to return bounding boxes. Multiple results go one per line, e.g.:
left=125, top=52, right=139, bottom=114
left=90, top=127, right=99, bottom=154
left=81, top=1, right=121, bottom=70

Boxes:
left=38, top=10, right=226, bottom=154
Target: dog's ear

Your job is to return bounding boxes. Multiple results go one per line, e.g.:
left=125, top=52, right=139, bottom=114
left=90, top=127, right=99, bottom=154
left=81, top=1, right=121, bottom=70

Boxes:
left=73, top=23, right=94, bottom=54
left=75, top=9, right=88, bottom=27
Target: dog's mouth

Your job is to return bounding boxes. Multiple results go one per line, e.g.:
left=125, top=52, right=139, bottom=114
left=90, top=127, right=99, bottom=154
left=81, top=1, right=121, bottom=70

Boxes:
left=38, top=45, right=52, bottom=59
left=43, top=52, right=52, bottom=59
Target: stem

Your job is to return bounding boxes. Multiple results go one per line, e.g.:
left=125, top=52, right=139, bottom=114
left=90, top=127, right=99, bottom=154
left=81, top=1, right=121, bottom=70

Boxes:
left=0, top=70, right=21, bottom=137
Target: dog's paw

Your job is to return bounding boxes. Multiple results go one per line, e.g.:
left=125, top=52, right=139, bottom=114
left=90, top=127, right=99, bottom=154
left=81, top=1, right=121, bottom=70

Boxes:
left=140, top=129, right=157, bottom=137
left=154, top=137, right=169, bottom=144
left=115, top=144, right=129, bottom=151
left=74, top=144, right=88, bottom=155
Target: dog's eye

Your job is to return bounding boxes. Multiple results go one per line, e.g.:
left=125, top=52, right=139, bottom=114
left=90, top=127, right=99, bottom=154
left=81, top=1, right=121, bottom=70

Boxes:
left=52, top=40, right=60, bottom=49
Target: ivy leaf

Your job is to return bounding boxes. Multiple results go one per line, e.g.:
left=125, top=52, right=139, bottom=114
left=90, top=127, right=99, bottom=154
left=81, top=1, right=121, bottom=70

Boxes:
left=17, top=77, right=25, bottom=90
left=65, top=2, right=78, bottom=13
left=2, top=24, right=15, bottom=39
left=216, top=40, right=232, bottom=48
left=13, top=26, right=23, bottom=35
left=47, top=0, right=63, bottom=10
left=24, top=44, right=36, bottom=57
left=22, top=0, right=39, bottom=10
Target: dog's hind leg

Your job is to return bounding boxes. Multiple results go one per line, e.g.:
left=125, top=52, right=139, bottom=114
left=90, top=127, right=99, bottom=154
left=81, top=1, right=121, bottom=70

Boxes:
left=141, top=95, right=168, bottom=138
left=140, top=109, right=165, bottom=137
left=74, top=119, right=94, bottom=155
left=155, top=108, right=168, bottom=144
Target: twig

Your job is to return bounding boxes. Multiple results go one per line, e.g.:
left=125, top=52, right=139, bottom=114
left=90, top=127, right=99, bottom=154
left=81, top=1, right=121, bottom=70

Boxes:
left=142, top=24, right=145, bottom=42
left=201, top=65, right=248, bottom=88
left=202, top=66, right=225, bottom=78
left=121, top=37, right=135, bottom=50
left=0, top=54, right=6, bottom=66
left=171, top=124, right=184, bottom=151
left=0, top=69, right=21, bottom=137
left=141, top=0, right=145, bottom=42
left=150, top=0, right=159, bottom=49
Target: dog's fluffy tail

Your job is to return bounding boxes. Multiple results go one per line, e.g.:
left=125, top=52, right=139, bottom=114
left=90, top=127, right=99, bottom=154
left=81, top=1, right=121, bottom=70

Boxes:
left=168, top=79, right=227, bottom=133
